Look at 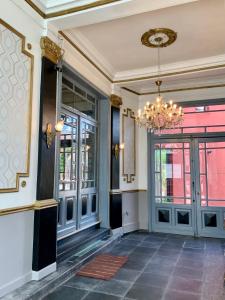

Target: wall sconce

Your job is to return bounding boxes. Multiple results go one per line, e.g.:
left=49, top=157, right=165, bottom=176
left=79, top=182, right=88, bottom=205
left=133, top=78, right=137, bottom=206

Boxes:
left=46, top=120, right=64, bottom=148
left=113, top=143, right=124, bottom=160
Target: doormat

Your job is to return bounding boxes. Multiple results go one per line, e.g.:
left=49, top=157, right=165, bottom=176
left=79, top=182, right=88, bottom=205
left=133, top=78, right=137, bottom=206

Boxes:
left=76, top=254, right=128, bottom=280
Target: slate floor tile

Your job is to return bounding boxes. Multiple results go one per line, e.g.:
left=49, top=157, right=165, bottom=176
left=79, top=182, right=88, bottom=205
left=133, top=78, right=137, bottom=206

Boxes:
left=113, top=268, right=141, bottom=282
left=173, top=266, right=203, bottom=280
left=169, top=276, right=203, bottom=294
left=125, top=283, right=163, bottom=300
left=144, top=262, right=175, bottom=275
left=83, top=292, right=121, bottom=300
left=64, top=275, right=101, bottom=290
left=135, top=272, right=169, bottom=288
left=164, top=290, right=201, bottom=300
left=93, top=279, right=132, bottom=297
left=43, top=286, right=87, bottom=300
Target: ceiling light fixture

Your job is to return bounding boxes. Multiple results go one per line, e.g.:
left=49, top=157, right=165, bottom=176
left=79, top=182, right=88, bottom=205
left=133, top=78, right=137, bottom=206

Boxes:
left=135, top=28, right=183, bottom=134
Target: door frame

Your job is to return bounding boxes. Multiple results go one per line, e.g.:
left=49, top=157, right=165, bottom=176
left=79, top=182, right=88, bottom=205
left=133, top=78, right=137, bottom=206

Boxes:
left=149, top=134, right=225, bottom=238
left=149, top=137, right=197, bottom=236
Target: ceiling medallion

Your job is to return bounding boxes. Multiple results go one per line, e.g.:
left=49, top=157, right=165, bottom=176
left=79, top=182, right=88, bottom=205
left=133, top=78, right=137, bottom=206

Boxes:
left=141, top=28, right=177, bottom=48
left=136, top=28, right=183, bottom=134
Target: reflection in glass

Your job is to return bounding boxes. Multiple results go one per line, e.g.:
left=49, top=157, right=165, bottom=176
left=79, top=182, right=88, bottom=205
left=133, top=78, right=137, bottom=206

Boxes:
left=81, top=122, right=96, bottom=189
left=158, top=209, right=170, bottom=223
left=82, top=195, right=88, bottom=216
left=59, top=114, right=77, bottom=192
left=177, top=211, right=190, bottom=225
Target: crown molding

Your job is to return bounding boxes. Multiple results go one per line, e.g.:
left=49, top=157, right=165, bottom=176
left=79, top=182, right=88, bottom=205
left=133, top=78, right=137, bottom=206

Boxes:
left=114, top=54, right=225, bottom=83
left=59, top=30, right=113, bottom=82
left=67, top=29, right=115, bottom=77
left=25, top=0, right=122, bottom=18
left=59, top=30, right=225, bottom=87
left=122, top=83, right=225, bottom=96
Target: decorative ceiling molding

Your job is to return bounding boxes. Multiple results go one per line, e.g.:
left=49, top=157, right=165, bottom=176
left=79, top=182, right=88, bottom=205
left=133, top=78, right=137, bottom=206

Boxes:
left=59, top=30, right=113, bottom=82
left=59, top=30, right=225, bottom=87
left=25, top=0, right=122, bottom=19
left=67, top=29, right=115, bottom=77
left=122, top=83, right=225, bottom=96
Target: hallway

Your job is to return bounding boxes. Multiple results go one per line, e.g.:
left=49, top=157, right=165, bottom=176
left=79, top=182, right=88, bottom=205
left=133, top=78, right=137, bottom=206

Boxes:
left=44, top=232, right=225, bottom=300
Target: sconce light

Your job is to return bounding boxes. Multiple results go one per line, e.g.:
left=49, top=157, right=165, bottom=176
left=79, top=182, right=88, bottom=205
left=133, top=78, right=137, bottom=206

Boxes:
left=46, top=120, right=64, bottom=148
left=113, top=143, right=124, bottom=160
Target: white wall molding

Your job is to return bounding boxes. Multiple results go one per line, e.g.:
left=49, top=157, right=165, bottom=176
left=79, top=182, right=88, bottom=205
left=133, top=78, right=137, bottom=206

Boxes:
left=114, top=54, right=225, bottom=82
left=32, top=262, right=56, bottom=281
left=67, top=29, right=115, bottom=78
left=0, top=271, right=32, bottom=298
left=123, top=222, right=139, bottom=234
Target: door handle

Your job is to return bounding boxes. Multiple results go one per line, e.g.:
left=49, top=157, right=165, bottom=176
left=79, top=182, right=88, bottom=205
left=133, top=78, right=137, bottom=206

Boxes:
left=192, top=181, right=195, bottom=203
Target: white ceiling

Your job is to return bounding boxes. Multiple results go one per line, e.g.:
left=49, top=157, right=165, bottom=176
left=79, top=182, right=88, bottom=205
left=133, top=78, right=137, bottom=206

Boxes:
left=41, top=0, right=225, bottom=92
left=69, top=0, right=225, bottom=73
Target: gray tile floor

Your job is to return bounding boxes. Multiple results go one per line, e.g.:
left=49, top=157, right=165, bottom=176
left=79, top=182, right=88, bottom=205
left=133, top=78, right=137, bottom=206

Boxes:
left=44, top=232, right=225, bottom=300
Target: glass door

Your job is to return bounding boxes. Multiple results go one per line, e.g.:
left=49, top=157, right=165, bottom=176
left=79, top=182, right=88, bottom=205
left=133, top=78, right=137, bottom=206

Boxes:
left=57, top=112, right=98, bottom=239
left=151, top=140, right=197, bottom=235
left=196, top=138, right=225, bottom=238
left=57, top=113, right=79, bottom=238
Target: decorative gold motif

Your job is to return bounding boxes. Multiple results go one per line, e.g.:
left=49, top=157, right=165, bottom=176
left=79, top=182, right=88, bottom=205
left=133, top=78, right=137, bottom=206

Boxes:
left=33, top=199, right=58, bottom=210
left=110, top=94, right=123, bottom=108
left=27, top=43, right=32, bottom=50
left=0, top=19, right=33, bottom=193
left=122, top=108, right=136, bottom=183
left=141, top=28, right=177, bottom=48
left=25, top=0, right=122, bottom=19
left=40, top=36, right=63, bottom=64
left=21, top=181, right=27, bottom=188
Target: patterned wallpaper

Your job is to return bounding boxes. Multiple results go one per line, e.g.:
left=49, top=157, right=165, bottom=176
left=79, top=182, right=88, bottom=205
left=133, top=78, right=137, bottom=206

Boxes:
left=0, top=20, right=33, bottom=192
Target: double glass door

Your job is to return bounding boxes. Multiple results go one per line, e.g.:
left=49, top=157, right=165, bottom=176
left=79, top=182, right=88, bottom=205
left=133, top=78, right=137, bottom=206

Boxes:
left=152, top=137, right=225, bottom=238
left=57, top=110, right=98, bottom=239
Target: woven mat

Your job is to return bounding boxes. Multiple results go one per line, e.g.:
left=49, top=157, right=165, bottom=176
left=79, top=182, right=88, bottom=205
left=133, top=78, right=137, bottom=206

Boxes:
left=76, top=254, right=128, bottom=280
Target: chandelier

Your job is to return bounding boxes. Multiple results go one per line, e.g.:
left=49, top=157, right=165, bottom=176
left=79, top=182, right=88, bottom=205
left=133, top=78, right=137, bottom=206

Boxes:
left=135, top=28, right=184, bottom=134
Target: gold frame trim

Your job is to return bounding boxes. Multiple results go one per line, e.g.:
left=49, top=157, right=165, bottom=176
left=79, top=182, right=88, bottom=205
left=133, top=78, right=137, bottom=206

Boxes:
left=122, top=108, right=136, bottom=183
left=122, top=83, right=225, bottom=96
left=141, top=28, right=177, bottom=48
left=0, top=19, right=34, bottom=193
left=0, top=199, right=58, bottom=216
left=25, top=0, right=121, bottom=19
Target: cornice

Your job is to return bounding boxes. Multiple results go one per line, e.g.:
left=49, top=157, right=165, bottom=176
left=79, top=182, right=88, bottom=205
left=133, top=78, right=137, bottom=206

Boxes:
left=59, top=31, right=225, bottom=87
left=114, top=54, right=225, bottom=83
left=25, top=0, right=122, bottom=19
left=59, top=30, right=113, bottom=82
left=122, top=83, right=225, bottom=96
left=67, top=29, right=115, bottom=78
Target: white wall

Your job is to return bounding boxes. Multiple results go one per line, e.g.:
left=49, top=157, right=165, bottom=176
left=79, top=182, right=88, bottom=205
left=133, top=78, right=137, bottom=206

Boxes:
left=0, top=211, right=34, bottom=297
left=0, top=1, right=44, bottom=296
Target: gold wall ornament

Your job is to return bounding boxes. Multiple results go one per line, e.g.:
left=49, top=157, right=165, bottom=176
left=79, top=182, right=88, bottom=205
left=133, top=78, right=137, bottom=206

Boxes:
left=0, top=19, right=33, bottom=193
left=141, top=28, right=177, bottom=48
left=21, top=181, right=27, bottom=188
left=110, top=94, right=123, bottom=108
left=40, top=36, right=64, bottom=64
left=45, top=120, right=64, bottom=148
left=122, top=108, right=136, bottom=183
